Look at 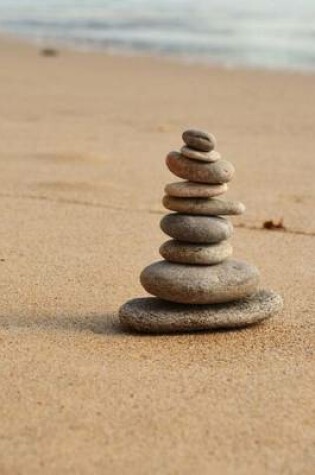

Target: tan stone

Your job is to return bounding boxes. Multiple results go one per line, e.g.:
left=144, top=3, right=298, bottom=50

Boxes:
left=166, top=151, right=234, bottom=184
left=159, top=240, right=232, bottom=265
left=163, top=196, right=245, bottom=215
left=180, top=146, right=221, bottom=162
left=165, top=181, right=227, bottom=198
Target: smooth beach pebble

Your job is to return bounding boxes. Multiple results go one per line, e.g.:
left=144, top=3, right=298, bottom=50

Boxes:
left=163, top=196, right=245, bottom=216
left=182, top=129, right=216, bottom=152
left=180, top=146, right=221, bottom=163
left=165, top=181, right=227, bottom=198
left=119, top=290, right=283, bottom=333
left=140, top=259, right=260, bottom=304
left=166, top=151, right=234, bottom=184
left=159, top=240, right=233, bottom=265
left=160, top=214, right=233, bottom=243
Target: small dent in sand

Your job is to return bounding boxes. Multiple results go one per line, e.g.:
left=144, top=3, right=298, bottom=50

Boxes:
left=35, top=181, right=97, bottom=193
left=34, top=180, right=126, bottom=194
left=280, top=193, right=312, bottom=204
left=33, top=152, right=107, bottom=164
left=156, top=121, right=180, bottom=133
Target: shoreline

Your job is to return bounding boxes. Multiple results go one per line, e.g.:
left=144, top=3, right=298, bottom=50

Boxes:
left=1, top=30, right=315, bottom=76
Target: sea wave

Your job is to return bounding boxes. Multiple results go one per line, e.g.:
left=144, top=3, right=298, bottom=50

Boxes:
left=0, top=0, right=314, bottom=71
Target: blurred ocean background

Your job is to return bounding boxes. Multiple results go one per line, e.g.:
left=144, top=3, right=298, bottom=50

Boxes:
left=0, top=0, right=314, bottom=71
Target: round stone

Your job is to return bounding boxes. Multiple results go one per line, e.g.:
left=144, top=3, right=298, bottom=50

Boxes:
left=182, top=129, right=216, bottom=152
left=163, top=196, right=245, bottom=216
left=165, top=181, right=227, bottom=198
left=166, top=151, right=234, bottom=184
left=160, top=214, right=233, bottom=243
left=119, top=290, right=283, bottom=333
left=159, top=240, right=233, bottom=265
left=180, top=146, right=221, bottom=163
left=140, top=259, right=260, bottom=304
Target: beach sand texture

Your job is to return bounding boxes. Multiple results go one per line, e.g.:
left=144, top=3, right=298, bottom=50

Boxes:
left=0, top=36, right=314, bottom=474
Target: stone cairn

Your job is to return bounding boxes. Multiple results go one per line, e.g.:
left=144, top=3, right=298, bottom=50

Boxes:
left=119, top=129, right=283, bottom=333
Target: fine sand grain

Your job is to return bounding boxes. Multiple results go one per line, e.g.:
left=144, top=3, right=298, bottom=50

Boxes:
left=0, top=35, right=314, bottom=474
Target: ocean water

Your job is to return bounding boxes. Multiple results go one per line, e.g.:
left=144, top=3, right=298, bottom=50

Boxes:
left=0, top=0, right=315, bottom=71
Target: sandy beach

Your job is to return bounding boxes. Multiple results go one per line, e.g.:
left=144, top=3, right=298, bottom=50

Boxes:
left=0, top=35, right=314, bottom=474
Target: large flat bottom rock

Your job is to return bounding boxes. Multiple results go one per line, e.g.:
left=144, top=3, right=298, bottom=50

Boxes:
left=119, top=289, right=283, bottom=333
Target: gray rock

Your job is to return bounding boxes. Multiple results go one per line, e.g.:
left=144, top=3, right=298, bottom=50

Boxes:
left=140, top=259, right=259, bottom=304
left=119, top=290, right=283, bottom=333
left=182, top=129, right=216, bottom=152
left=160, top=240, right=233, bottom=265
left=160, top=214, right=233, bottom=243
left=166, top=151, right=234, bottom=184
left=180, top=146, right=220, bottom=163
left=163, top=196, right=245, bottom=216
left=165, top=181, right=227, bottom=198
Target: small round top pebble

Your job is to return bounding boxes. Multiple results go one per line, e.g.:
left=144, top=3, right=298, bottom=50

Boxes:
left=182, top=129, right=216, bottom=152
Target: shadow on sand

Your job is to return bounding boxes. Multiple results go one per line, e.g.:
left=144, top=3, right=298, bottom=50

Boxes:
left=0, top=311, right=264, bottom=338
left=0, top=312, right=124, bottom=337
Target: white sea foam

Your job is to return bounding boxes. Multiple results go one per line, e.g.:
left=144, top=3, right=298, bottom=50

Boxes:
left=0, top=0, right=314, bottom=71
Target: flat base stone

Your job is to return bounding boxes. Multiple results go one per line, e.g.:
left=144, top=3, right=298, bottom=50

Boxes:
left=119, top=290, right=283, bottom=333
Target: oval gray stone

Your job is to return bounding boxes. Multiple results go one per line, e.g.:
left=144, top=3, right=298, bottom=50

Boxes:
left=160, top=214, right=233, bottom=243
left=140, top=259, right=260, bottom=304
left=159, top=240, right=233, bottom=265
left=165, top=181, right=227, bottom=198
left=119, top=290, right=283, bottom=333
left=182, top=129, right=216, bottom=152
left=180, top=146, right=221, bottom=163
left=166, top=151, right=234, bottom=184
left=163, top=196, right=245, bottom=216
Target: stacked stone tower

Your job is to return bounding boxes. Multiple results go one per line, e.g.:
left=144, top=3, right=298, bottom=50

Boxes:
left=119, top=129, right=283, bottom=333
